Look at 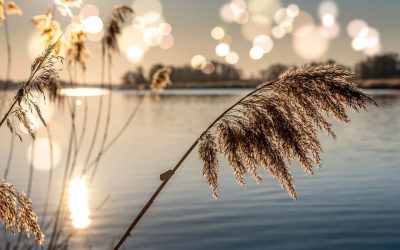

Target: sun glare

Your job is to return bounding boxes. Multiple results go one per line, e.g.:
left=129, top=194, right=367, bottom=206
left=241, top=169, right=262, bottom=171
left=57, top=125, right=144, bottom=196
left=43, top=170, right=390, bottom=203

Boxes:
left=59, top=88, right=109, bottom=97
left=68, top=179, right=91, bottom=229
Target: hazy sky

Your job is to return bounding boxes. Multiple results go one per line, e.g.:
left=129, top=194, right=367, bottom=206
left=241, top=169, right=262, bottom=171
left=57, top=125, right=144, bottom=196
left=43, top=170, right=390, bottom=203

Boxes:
left=0, top=0, right=400, bottom=83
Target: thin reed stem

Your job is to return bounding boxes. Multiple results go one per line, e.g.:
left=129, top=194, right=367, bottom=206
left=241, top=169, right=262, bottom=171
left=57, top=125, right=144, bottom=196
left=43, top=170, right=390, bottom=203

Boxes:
left=40, top=126, right=55, bottom=229
left=3, top=134, right=14, bottom=179
left=47, top=119, right=75, bottom=249
left=82, top=52, right=105, bottom=170
left=87, top=48, right=113, bottom=182
left=85, top=92, right=144, bottom=181
left=113, top=82, right=276, bottom=249
left=4, top=18, right=11, bottom=82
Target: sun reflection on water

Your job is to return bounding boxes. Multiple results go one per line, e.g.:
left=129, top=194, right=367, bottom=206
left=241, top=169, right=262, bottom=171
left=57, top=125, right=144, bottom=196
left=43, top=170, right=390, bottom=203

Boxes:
left=59, top=88, right=109, bottom=97
left=68, top=179, right=91, bottom=229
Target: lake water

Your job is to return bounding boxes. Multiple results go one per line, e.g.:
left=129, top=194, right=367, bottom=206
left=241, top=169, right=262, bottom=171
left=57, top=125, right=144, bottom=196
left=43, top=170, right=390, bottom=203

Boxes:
left=0, top=89, right=399, bottom=250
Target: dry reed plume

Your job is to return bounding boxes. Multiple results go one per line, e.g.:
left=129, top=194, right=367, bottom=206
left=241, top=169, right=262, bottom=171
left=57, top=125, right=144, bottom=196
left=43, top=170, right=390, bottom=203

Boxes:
left=114, top=64, right=374, bottom=249
left=0, top=0, right=22, bottom=21
left=0, top=38, right=63, bottom=139
left=0, top=181, right=44, bottom=245
left=198, top=64, right=374, bottom=199
left=151, top=66, right=172, bottom=91
left=102, top=5, right=134, bottom=59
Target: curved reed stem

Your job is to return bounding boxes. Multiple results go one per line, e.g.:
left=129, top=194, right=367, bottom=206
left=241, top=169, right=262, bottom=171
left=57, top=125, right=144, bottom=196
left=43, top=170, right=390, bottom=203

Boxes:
left=1, top=17, right=16, bottom=183
left=82, top=52, right=105, bottom=170
left=4, top=18, right=11, bottom=82
left=40, top=125, right=55, bottom=229
left=114, top=64, right=374, bottom=249
left=47, top=118, right=75, bottom=250
left=85, top=91, right=144, bottom=182
left=3, top=134, right=14, bottom=179
left=112, top=81, right=276, bottom=250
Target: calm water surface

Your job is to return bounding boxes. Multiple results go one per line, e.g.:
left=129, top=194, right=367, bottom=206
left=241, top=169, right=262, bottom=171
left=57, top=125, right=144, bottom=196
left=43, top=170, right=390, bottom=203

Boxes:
left=0, top=89, right=399, bottom=250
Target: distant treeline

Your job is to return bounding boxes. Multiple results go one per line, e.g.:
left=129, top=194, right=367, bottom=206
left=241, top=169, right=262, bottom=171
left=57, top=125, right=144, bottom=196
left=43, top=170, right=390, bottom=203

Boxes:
left=2, top=53, right=400, bottom=89
left=121, top=53, right=400, bottom=89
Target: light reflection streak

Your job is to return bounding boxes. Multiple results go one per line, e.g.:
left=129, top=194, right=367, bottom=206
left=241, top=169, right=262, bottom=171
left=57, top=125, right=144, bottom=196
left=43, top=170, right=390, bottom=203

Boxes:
left=59, top=88, right=109, bottom=97
left=68, top=179, right=91, bottom=229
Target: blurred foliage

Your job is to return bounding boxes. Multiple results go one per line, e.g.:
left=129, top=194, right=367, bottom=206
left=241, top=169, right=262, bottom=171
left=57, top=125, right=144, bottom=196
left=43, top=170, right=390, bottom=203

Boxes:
left=355, top=53, right=400, bottom=79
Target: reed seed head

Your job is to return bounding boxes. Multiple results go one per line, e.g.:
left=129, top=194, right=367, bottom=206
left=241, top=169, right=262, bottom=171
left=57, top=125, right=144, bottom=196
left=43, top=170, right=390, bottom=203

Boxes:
left=0, top=181, right=44, bottom=245
left=198, top=64, right=375, bottom=199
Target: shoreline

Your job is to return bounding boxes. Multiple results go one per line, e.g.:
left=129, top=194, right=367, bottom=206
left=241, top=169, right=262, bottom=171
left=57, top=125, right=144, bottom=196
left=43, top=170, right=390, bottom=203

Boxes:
left=1, top=78, right=400, bottom=90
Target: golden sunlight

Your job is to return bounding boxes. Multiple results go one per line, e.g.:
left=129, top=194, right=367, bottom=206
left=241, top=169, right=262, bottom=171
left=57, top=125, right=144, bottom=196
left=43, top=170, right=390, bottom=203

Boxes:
left=68, top=179, right=91, bottom=229
left=59, top=87, right=109, bottom=97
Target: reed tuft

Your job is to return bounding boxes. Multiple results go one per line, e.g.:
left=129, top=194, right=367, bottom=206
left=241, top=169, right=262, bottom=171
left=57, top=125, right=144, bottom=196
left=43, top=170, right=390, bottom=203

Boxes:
left=0, top=0, right=22, bottom=21
left=103, top=5, right=134, bottom=58
left=0, top=181, right=44, bottom=245
left=0, top=38, right=63, bottom=139
left=150, top=66, right=172, bottom=91
left=198, top=64, right=375, bottom=199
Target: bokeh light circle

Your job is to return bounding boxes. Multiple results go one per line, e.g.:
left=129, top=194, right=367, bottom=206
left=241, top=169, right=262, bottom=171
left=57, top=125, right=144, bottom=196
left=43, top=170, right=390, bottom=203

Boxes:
left=241, top=19, right=272, bottom=41
left=126, top=46, right=145, bottom=63
left=249, top=46, right=264, bottom=60
left=80, top=4, right=99, bottom=19
left=292, top=11, right=315, bottom=37
left=225, top=51, right=239, bottom=65
left=159, top=34, right=174, bottom=49
left=211, top=26, right=225, bottom=40
left=201, top=61, right=215, bottom=74
left=293, top=28, right=329, bottom=60
left=27, top=138, right=61, bottom=171
left=253, top=35, right=273, bottom=54
left=215, top=43, right=230, bottom=57
left=318, top=0, right=338, bottom=18
left=83, top=16, right=103, bottom=34
left=191, top=55, right=206, bottom=69
left=347, top=19, right=368, bottom=38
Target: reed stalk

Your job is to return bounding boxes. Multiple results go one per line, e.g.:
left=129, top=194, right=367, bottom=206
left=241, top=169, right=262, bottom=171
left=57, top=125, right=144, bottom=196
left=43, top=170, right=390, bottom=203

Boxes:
left=113, top=79, right=272, bottom=250
left=113, top=65, right=374, bottom=249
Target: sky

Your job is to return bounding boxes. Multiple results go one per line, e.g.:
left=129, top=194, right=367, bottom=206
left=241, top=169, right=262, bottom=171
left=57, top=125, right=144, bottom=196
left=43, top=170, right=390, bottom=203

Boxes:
left=0, top=0, right=400, bottom=83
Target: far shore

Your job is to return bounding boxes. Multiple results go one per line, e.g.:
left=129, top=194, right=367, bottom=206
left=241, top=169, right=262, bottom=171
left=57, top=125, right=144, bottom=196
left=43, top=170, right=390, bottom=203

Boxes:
left=1, top=78, right=400, bottom=90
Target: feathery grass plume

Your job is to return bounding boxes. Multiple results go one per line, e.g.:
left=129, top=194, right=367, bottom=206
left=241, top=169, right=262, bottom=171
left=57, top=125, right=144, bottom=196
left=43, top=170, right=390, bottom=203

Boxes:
left=54, top=0, right=82, bottom=17
left=150, top=66, right=172, bottom=91
left=102, top=5, right=134, bottom=59
left=198, top=64, right=375, bottom=199
left=32, top=11, right=63, bottom=54
left=0, top=181, right=44, bottom=245
left=0, top=38, right=63, bottom=138
left=113, top=64, right=374, bottom=250
left=65, top=20, right=90, bottom=72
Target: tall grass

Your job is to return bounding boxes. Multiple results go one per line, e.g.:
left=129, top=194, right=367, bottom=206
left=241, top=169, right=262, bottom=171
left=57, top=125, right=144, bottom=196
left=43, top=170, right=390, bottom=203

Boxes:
left=113, top=64, right=375, bottom=249
left=0, top=37, right=62, bottom=247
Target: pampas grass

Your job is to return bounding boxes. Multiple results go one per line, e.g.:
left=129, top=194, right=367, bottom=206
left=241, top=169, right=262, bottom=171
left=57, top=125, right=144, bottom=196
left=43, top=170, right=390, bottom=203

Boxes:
left=0, top=36, right=61, bottom=248
left=199, top=64, right=374, bottom=199
left=0, top=181, right=44, bottom=245
left=113, top=64, right=374, bottom=249
left=0, top=38, right=63, bottom=136
left=150, top=66, right=172, bottom=91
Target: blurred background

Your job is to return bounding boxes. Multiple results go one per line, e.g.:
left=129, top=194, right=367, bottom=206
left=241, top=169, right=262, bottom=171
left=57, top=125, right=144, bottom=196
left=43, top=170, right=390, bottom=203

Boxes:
left=0, top=0, right=399, bottom=249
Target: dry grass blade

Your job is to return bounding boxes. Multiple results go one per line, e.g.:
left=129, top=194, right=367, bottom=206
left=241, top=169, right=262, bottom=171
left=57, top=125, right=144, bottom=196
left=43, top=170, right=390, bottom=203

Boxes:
left=198, top=64, right=375, bottom=199
left=0, top=181, right=44, bottom=245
